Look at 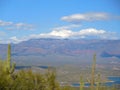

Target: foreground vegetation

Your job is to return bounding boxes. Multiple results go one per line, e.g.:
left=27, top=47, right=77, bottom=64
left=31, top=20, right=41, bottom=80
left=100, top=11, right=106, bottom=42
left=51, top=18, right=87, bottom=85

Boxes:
left=0, top=44, right=119, bottom=90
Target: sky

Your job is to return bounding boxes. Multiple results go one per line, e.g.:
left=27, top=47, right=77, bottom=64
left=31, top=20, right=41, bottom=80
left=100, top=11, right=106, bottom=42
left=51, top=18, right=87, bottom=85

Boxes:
left=0, top=0, right=120, bottom=43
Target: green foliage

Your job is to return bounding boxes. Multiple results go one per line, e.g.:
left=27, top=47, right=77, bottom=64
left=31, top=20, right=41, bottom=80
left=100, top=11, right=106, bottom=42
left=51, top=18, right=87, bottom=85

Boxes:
left=7, top=44, right=15, bottom=75
left=61, top=86, right=75, bottom=90
left=12, top=69, right=46, bottom=90
left=1, top=44, right=15, bottom=79
left=96, top=73, right=101, bottom=90
left=46, top=68, right=61, bottom=90
left=80, top=75, right=84, bottom=90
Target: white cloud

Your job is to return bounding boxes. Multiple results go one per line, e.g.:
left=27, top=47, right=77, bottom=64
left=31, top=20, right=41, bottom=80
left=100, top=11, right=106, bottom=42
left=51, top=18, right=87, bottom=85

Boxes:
left=0, top=23, right=117, bottom=44
left=29, top=30, right=73, bottom=39
left=52, top=24, right=81, bottom=30
left=48, top=29, right=73, bottom=38
left=0, top=20, right=35, bottom=30
left=34, top=27, right=117, bottom=39
left=29, top=25, right=81, bottom=39
left=0, top=20, right=13, bottom=26
left=78, top=28, right=106, bottom=35
left=48, top=24, right=80, bottom=38
left=4, top=28, right=116, bottom=44
left=12, top=23, right=34, bottom=30
left=1, top=36, right=29, bottom=44
left=9, top=36, right=25, bottom=43
left=61, top=12, right=110, bottom=23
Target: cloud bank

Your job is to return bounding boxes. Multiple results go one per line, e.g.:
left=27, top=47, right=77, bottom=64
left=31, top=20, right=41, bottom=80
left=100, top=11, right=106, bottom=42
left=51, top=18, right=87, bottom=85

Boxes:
left=30, top=28, right=115, bottom=39
left=61, top=12, right=117, bottom=23
left=0, top=20, right=35, bottom=30
left=2, top=27, right=117, bottom=44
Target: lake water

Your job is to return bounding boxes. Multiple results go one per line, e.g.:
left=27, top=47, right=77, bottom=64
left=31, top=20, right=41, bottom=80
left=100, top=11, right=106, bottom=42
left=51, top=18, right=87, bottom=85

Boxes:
left=72, top=76, right=120, bottom=87
left=15, top=66, right=31, bottom=69
left=15, top=65, right=48, bottom=69
left=105, top=76, right=120, bottom=86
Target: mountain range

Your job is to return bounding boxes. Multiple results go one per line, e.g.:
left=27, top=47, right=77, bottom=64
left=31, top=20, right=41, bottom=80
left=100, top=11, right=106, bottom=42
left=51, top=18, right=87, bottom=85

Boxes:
left=0, top=38, right=120, bottom=58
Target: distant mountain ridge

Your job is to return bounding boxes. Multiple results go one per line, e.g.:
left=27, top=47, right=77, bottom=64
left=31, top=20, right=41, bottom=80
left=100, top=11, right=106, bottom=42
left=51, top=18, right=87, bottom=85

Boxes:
left=0, top=39, right=120, bottom=59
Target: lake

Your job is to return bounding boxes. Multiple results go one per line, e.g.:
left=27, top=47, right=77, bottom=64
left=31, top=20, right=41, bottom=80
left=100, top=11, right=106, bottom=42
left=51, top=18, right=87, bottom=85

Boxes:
left=15, top=65, right=49, bottom=69
left=72, top=76, right=120, bottom=87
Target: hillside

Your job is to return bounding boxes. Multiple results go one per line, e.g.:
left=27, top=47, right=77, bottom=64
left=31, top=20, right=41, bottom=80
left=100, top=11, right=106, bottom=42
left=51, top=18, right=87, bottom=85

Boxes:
left=0, top=38, right=120, bottom=66
left=1, top=39, right=120, bottom=57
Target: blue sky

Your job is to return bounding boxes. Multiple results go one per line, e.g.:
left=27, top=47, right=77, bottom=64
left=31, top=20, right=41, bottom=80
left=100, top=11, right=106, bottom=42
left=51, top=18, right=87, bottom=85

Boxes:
left=0, top=0, right=120, bottom=43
